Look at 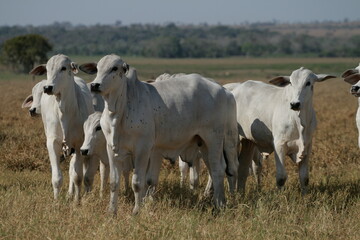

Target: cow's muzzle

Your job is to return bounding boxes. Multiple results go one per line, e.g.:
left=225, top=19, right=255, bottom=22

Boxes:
left=290, top=102, right=301, bottom=111
left=80, top=149, right=89, bottom=156
left=90, top=83, right=101, bottom=93
left=43, top=85, right=53, bottom=95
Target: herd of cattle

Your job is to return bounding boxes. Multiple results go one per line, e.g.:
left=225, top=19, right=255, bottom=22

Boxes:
left=21, top=54, right=360, bottom=215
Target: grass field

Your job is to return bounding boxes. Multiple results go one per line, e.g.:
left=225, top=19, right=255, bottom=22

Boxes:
left=1, top=56, right=360, bottom=239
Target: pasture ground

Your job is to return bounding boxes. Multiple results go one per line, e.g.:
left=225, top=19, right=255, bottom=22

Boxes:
left=1, top=57, right=360, bottom=239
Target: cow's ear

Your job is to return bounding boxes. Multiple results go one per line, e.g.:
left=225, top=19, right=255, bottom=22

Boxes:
left=269, top=76, right=290, bottom=87
left=315, top=74, right=336, bottom=82
left=79, top=63, right=97, bottom=75
left=71, top=62, right=79, bottom=74
left=30, top=64, right=47, bottom=75
left=122, top=62, right=129, bottom=74
left=22, top=95, right=33, bottom=108
left=344, top=73, right=360, bottom=85
left=342, top=69, right=359, bottom=78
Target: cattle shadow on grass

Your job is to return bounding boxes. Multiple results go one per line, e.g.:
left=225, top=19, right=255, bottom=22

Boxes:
left=131, top=180, right=215, bottom=213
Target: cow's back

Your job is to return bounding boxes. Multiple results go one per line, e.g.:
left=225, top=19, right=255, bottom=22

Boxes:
left=228, top=80, right=283, bottom=153
left=150, top=74, right=229, bottom=148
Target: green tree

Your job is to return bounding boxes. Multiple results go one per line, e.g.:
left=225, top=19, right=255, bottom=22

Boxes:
left=1, top=34, right=52, bottom=73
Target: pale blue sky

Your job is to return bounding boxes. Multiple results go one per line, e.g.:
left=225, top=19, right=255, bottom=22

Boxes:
left=0, top=0, right=359, bottom=26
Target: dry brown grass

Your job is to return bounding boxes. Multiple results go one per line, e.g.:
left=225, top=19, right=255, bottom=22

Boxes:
left=1, top=57, right=360, bottom=239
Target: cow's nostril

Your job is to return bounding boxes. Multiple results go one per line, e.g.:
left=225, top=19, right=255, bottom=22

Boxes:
left=351, top=86, right=360, bottom=92
left=44, top=85, right=53, bottom=95
left=29, top=108, right=36, bottom=116
left=290, top=102, right=301, bottom=110
left=90, top=83, right=101, bottom=92
left=80, top=149, right=89, bottom=156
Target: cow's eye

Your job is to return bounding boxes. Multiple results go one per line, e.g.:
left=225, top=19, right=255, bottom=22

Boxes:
left=61, top=66, right=66, bottom=71
left=305, top=82, right=311, bottom=87
left=95, top=126, right=102, bottom=131
left=111, top=67, right=118, bottom=72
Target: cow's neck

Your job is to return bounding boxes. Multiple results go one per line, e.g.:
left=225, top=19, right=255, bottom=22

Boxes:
left=56, top=78, right=81, bottom=146
left=104, top=77, right=128, bottom=117
left=102, top=77, right=129, bottom=153
left=296, top=97, right=315, bottom=161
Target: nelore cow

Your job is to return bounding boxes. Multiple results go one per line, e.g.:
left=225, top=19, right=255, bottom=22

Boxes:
left=224, top=67, right=335, bottom=194
left=80, top=54, right=239, bottom=215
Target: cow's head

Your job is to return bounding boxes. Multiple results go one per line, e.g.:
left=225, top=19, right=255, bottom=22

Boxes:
left=80, top=112, right=104, bottom=156
left=79, top=54, right=129, bottom=95
left=30, top=54, right=78, bottom=96
left=22, top=80, right=46, bottom=116
left=269, top=67, right=336, bottom=111
left=342, top=64, right=360, bottom=97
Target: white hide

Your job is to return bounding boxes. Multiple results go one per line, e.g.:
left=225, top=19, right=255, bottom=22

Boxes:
left=342, top=63, right=360, bottom=148
left=80, top=54, right=239, bottom=215
left=155, top=73, right=202, bottom=190
left=30, top=54, right=96, bottom=202
left=224, top=67, right=335, bottom=194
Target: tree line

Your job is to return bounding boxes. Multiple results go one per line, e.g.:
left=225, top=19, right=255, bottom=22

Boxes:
left=0, top=21, right=359, bottom=61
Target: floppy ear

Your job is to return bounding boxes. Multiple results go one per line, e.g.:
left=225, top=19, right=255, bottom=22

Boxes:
left=341, top=69, right=359, bottom=78
left=30, top=64, right=47, bottom=75
left=344, top=73, right=360, bottom=85
left=22, top=95, right=33, bottom=108
left=315, top=74, right=337, bottom=82
left=122, top=62, right=129, bottom=74
left=269, top=76, right=290, bottom=87
left=71, top=62, right=79, bottom=74
left=79, top=63, right=97, bottom=75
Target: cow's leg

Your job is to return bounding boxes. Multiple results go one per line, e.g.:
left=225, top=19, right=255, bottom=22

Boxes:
left=178, top=156, right=189, bottom=188
left=99, top=152, right=109, bottom=198
left=203, top=140, right=226, bottom=208
left=237, top=139, right=255, bottom=194
left=132, top=149, right=150, bottom=215
left=83, top=155, right=100, bottom=193
left=46, top=137, right=63, bottom=200
left=273, top=141, right=287, bottom=189
left=202, top=157, right=213, bottom=197
left=69, top=152, right=84, bottom=203
left=189, top=156, right=201, bottom=190
left=252, top=150, right=263, bottom=189
left=298, top=144, right=311, bottom=195
left=145, top=151, right=162, bottom=199
left=107, top=145, right=122, bottom=215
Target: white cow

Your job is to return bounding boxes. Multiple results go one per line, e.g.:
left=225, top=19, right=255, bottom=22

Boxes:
left=342, top=63, right=360, bottom=147
left=224, top=67, right=335, bottom=194
left=30, top=54, right=98, bottom=202
left=80, top=54, right=239, bottom=215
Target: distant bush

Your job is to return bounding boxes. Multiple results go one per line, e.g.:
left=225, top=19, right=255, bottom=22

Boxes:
left=0, top=34, right=52, bottom=73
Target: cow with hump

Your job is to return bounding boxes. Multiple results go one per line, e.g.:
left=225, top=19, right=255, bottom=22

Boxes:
left=224, top=67, right=335, bottom=195
left=80, top=54, right=239, bottom=215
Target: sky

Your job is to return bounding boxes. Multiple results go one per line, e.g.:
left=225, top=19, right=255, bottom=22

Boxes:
left=0, top=0, right=359, bottom=26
